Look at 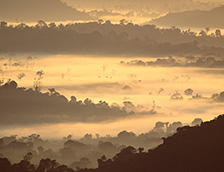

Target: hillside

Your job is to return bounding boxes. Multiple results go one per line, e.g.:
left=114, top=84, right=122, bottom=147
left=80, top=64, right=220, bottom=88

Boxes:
left=0, top=114, right=223, bottom=171
left=0, top=0, right=92, bottom=22
left=82, top=114, right=224, bottom=172
left=150, top=5, right=224, bottom=28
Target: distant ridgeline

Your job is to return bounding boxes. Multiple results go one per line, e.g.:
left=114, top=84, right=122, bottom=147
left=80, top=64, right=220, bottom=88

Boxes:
left=0, top=0, right=92, bottom=22
left=0, top=114, right=224, bottom=172
left=0, top=21, right=224, bottom=57
left=150, top=5, right=224, bottom=28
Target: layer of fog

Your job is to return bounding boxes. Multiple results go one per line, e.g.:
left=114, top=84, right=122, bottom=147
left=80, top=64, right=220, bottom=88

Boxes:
left=0, top=54, right=223, bottom=139
left=0, top=116, right=204, bottom=169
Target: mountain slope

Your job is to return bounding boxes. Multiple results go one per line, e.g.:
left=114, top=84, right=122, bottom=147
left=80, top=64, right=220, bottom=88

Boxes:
left=0, top=0, right=92, bottom=22
left=150, top=5, right=224, bottom=28
left=84, top=114, right=224, bottom=172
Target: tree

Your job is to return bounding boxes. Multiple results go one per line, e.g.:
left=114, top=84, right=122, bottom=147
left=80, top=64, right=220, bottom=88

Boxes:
left=205, top=27, right=210, bottom=33
left=84, top=98, right=93, bottom=105
left=83, top=133, right=92, bottom=140
left=70, top=96, right=77, bottom=103
left=98, top=19, right=104, bottom=25
left=170, top=91, right=183, bottom=100
left=33, top=81, right=42, bottom=92
left=49, top=22, right=56, bottom=29
left=48, top=88, right=56, bottom=96
left=191, top=118, right=203, bottom=126
left=36, top=20, right=47, bottom=29
left=23, top=152, right=33, bottom=161
left=119, top=19, right=128, bottom=26
left=113, top=146, right=136, bottom=161
left=199, top=30, right=206, bottom=36
left=184, top=88, right=193, bottom=96
left=0, top=21, right=7, bottom=28
left=138, top=147, right=144, bottom=153
left=37, top=146, right=44, bottom=155
left=16, top=23, right=26, bottom=29
left=215, top=29, right=222, bottom=37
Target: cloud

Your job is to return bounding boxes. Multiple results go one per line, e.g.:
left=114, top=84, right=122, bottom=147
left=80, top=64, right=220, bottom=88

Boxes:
left=46, top=82, right=124, bottom=94
left=197, top=69, right=224, bottom=75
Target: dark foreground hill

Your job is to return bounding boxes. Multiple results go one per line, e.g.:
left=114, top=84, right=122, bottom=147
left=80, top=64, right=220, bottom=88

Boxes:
left=0, top=115, right=224, bottom=172
left=82, top=114, right=224, bottom=172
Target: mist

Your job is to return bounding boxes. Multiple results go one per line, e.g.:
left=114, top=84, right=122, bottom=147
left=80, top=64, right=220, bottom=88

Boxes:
left=1, top=0, right=224, bottom=171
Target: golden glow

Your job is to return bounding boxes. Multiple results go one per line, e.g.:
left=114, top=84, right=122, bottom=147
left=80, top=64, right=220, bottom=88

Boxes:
left=0, top=54, right=223, bottom=139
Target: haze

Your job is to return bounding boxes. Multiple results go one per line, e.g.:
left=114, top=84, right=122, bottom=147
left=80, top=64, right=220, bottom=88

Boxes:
left=0, top=0, right=224, bottom=171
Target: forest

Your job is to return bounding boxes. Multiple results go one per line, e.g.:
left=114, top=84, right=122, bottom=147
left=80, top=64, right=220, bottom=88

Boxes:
left=0, top=114, right=223, bottom=172
left=1, top=0, right=224, bottom=171
left=0, top=21, right=224, bottom=57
